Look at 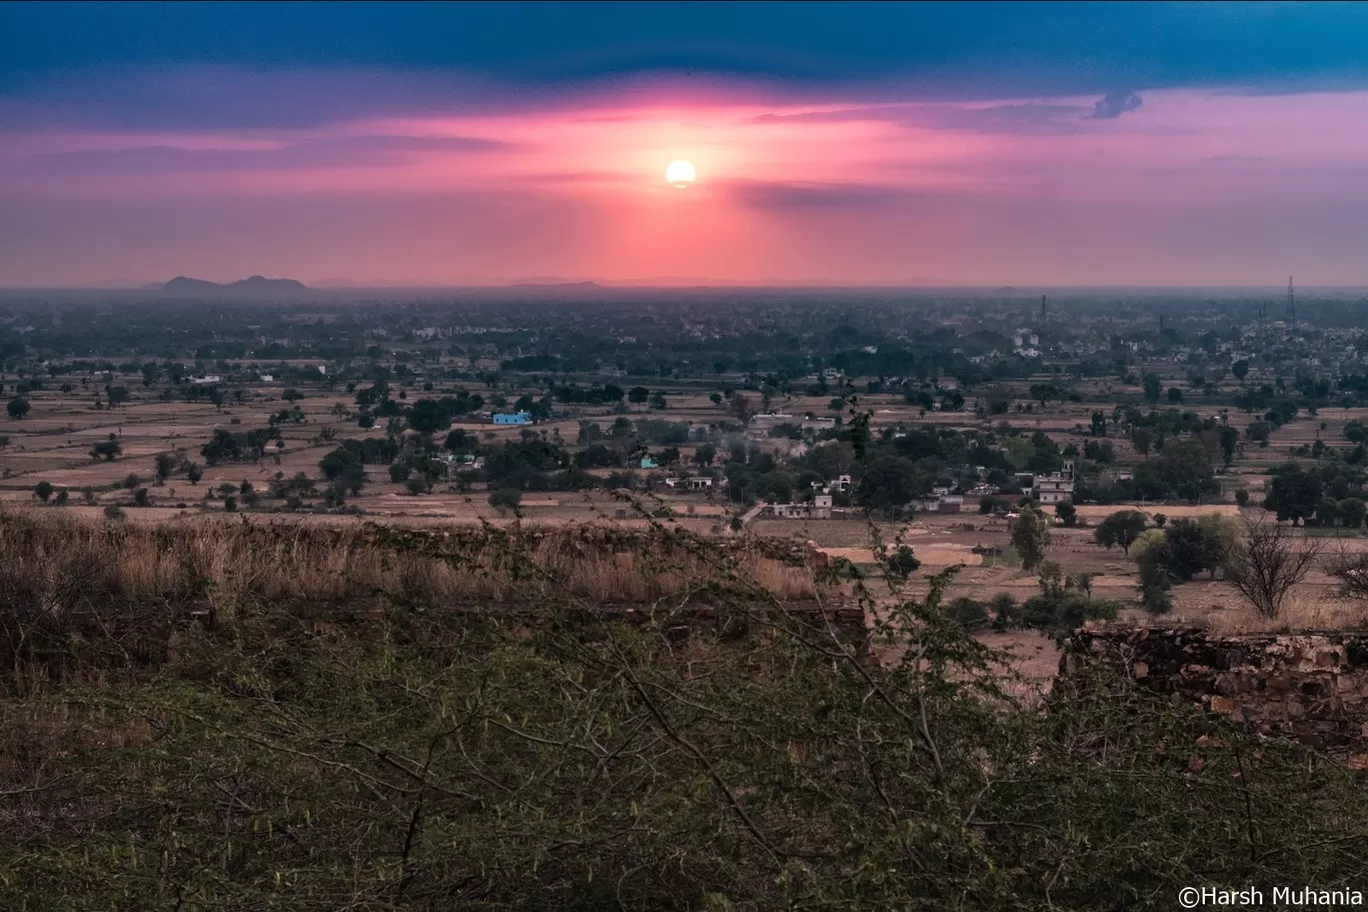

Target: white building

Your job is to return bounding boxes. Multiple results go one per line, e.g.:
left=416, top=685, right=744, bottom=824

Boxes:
left=1034, top=460, right=1075, bottom=505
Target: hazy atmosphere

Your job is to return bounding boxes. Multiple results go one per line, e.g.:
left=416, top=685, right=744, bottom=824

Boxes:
left=5, top=1, right=1368, bottom=286
left=9, top=5, right=1368, bottom=909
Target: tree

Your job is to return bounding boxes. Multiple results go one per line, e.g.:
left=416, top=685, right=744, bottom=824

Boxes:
left=282, top=388, right=304, bottom=403
left=132, top=487, right=151, bottom=507
left=7, top=397, right=30, bottom=420
left=1263, top=463, right=1322, bottom=525
left=1158, top=517, right=1227, bottom=580
left=1218, top=425, right=1240, bottom=466
left=856, top=455, right=920, bottom=518
left=1143, top=374, right=1162, bottom=404
left=319, top=447, right=360, bottom=481
left=1225, top=517, right=1322, bottom=618
left=90, top=439, right=121, bottom=461
left=728, top=392, right=754, bottom=423
left=1094, top=509, right=1150, bottom=553
left=33, top=480, right=54, bottom=503
left=488, top=487, right=522, bottom=517
left=628, top=386, right=650, bottom=406
left=444, top=429, right=473, bottom=452
left=885, top=545, right=920, bottom=579
left=1339, top=497, right=1367, bottom=531
left=1133, top=437, right=1216, bottom=502
left=186, top=462, right=203, bottom=485
left=1055, top=501, right=1077, bottom=527
left=1166, top=386, right=1183, bottom=404
left=1235, top=488, right=1250, bottom=507
left=154, top=453, right=178, bottom=483
left=1232, top=358, right=1250, bottom=382
left=1130, top=427, right=1152, bottom=457
left=1011, top=504, right=1051, bottom=572
left=407, top=399, right=452, bottom=435
left=694, top=443, right=716, bottom=467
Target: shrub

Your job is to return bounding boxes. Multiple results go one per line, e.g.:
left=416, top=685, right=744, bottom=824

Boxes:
left=1021, top=592, right=1120, bottom=635
left=945, top=596, right=990, bottom=630
left=886, top=545, right=921, bottom=579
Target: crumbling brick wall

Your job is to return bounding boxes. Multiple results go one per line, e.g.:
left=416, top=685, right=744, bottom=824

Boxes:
left=1063, top=624, right=1368, bottom=750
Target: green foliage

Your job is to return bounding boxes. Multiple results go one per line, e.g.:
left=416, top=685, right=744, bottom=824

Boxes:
left=1132, top=438, right=1216, bottom=502
left=90, top=438, right=122, bottom=461
left=885, top=545, right=921, bottom=578
left=32, top=480, right=54, bottom=503
left=1011, top=504, right=1051, bottom=571
left=153, top=452, right=178, bottom=481
left=1264, top=462, right=1323, bottom=525
left=1021, top=591, right=1120, bottom=634
left=1094, top=509, right=1149, bottom=552
left=488, top=487, right=522, bottom=516
left=7, top=396, right=30, bottom=419
left=0, top=524, right=1365, bottom=907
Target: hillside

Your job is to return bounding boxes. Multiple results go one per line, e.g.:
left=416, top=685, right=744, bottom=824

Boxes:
left=0, top=510, right=1365, bottom=908
left=163, top=274, right=309, bottom=296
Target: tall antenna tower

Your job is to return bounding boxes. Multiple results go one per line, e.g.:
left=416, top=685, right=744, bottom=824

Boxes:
left=1287, top=276, right=1295, bottom=327
left=1041, top=294, right=1047, bottom=322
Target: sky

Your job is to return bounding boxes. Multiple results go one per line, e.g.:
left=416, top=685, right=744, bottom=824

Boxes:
left=3, top=1, right=1368, bottom=287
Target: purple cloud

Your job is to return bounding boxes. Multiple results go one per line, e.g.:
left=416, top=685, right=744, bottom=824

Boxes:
left=22, top=134, right=508, bottom=176
left=1090, top=90, right=1143, bottom=119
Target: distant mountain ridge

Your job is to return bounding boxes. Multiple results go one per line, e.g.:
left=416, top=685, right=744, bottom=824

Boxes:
left=163, top=275, right=309, bottom=296
left=510, top=280, right=602, bottom=289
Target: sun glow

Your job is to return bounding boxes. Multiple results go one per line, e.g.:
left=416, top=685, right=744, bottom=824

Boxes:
left=666, top=159, right=697, bottom=188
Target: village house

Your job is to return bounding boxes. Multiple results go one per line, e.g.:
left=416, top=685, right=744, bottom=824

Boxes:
left=1034, top=460, right=1076, bottom=505
left=492, top=410, right=532, bottom=426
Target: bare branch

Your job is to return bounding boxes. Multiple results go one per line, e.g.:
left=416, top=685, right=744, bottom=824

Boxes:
left=1222, top=517, right=1322, bottom=618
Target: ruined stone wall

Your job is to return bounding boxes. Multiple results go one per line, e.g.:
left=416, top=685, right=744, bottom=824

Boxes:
left=1064, top=625, right=1368, bottom=750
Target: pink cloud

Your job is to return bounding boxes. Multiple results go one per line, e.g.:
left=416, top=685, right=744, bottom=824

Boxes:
left=4, top=85, right=1368, bottom=284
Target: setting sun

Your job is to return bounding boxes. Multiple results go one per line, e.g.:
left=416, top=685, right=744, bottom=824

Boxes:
left=666, top=159, right=697, bottom=188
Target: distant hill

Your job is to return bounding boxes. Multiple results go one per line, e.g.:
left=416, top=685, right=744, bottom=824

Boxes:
left=509, top=280, right=602, bottom=289
left=163, top=275, right=309, bottom=296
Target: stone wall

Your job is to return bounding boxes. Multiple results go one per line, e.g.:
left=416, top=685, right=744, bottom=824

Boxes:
left=1063, top=624, right=1368, bottom=751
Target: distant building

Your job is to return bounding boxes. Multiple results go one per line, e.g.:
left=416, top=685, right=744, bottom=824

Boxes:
left=763, top=493, right=835, bottom=520
left=191, top=375, right=222, bottom=384
left=911, top=494, right=964, bottom=514
left=492, top=411, right=532, bottom=426
left=640, top=456, right=658, bottom=469
left=1034, top=460, right=1075, bottom=505
left=665, top=476, right=714, bottom=491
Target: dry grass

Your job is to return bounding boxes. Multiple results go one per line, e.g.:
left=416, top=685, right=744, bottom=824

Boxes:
left=0, top=506, right=826, bottom=617
left=1202, top=591, right=1368, bottom=634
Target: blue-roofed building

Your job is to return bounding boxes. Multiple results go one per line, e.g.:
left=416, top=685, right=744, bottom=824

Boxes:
left=492, top=410, right=532, bottom=426
left=640, top=456, right=658, bottom=469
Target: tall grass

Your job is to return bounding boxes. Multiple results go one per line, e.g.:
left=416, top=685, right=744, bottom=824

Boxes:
left=0, top=508, right=827, bottom=604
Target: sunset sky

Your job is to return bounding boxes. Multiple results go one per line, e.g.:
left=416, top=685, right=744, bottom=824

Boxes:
left=3, top=1, right=1368, bottom=287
